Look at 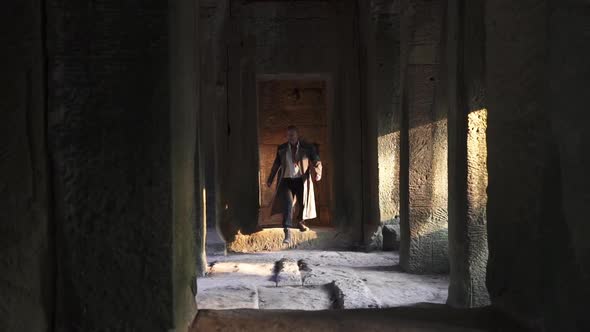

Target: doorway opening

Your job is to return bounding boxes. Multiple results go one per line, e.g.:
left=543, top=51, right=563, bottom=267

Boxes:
left=256, top=78, right=332, bottom=228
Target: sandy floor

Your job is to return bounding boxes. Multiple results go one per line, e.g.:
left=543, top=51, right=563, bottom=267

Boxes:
left=197, top=250, right=448, bottom=310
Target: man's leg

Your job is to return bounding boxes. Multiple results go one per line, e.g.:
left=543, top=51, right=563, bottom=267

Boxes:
left=293, top=178, right=308, bottom=232
left=280, top=179, right=294, bottom=243
left=281, top=179, right=295, bottom=228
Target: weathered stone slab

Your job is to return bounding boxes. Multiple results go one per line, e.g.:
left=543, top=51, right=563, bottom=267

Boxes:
left=361, top=269, right=448, bottom=307
left=271, top=259, right=303, bottom=287
left=333, top=278, right=381, bottom=309
left=197, top=285, right=259, bottom=310
left=302, top=266, right=357, bottom=286
left=201, top=262, right=275, bottom=289
left=258, top=285, right=334, bottom=310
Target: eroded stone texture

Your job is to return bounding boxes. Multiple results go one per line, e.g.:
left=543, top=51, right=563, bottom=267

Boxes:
left=199, top=285, right=260, bottom=310
left=47, top=0, right=199, bottom=330
left=360, top=0, right=402, bottom=248
left=446, top=0, right=490, bottom=308
left=259, top=286, right=335, bottom=310
left=198, top=250, right=448, bottom=312
left=227, top=228, right=355, bottom=253
left=374, top=1, right=402, bottom=228
left=399, top=0, right=449, bottom=274
left=0, top=2, right=51, bottom=331
left=360, top=267, right=448, bottom=307
left=485, top=0, right=590, bottom=330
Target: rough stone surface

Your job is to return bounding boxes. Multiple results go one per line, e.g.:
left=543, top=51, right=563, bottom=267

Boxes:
left=258, top=286, right=335, bottom=310
left=333, top=278, right=381, bottom=309
left=197, top=250, right=448, bottom=311
left=485, top=0, right=590, bottom=330
left=358, top=0, right=402, bottom=246
left=373, top=0, right=402, bottom=228
left=399, top=0, right=449, bottom=274
left=382, top=224, right=400, bottom=251
left=445, top=0, right=490, bottom=308
left=47, top=0, right=199, bottom=330
left=359, top=266, right=448, bottom=307
left=0, top=2, right=51, bottom=331
left=368, top=217, right=401, bottom=251
left=4, top=2, right=590, bottom=331
left=198, top=284, right=259, bottom=310
left=227, top=227, right=356, bottom=253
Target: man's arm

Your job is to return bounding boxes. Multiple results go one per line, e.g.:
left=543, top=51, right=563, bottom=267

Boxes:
left=267, top=146, right=281, bottom=187
left=309, top=144, right=322, bottom=181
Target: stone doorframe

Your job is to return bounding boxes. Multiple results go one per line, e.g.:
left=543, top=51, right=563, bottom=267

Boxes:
left=255, top=73, right=335, bottom=228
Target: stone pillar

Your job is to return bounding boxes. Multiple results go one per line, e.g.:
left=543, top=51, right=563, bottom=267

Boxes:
left=48, top=0, right=200, bottom=330
left=170, top=0, right=202, bottom=326
left=399, top=0, right=449, bottom=273
left=360, top=0, right=402, bottom=250
left=446, top=0, right=490, bottom=307
left=199, top=0, right=230, bottom=255
left=375, top=1, right=402, bottom=231
left=357, top=0, right=381, bottom=245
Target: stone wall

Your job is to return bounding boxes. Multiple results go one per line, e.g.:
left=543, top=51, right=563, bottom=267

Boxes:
left=47, top=0, right=199, bottom=330
left=446, top=0, right=490, bottom=308
left=373, top=1, right=402, bottom=228
left=548, top=5, right=590, bottom=328
left=0, top=1, right=52, bottom=331
left=486, top=0, right=590, bottom=330
left=399, top=0, right=449, bottom=273
left=360, top=0, right=402, bottom=248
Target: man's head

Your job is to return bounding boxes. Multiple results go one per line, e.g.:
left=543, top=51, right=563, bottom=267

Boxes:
left=287, top=125, right=299, bottom=145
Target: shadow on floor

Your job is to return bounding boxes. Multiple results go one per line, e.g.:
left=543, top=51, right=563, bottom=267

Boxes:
left=190, top=305, right=532, bottom=332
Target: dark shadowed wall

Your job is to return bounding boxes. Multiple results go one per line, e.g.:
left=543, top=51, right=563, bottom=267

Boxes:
left=0, top=1, right=52, bottom=331
left=47, top=0, right=199, bottom=330
left=486, top=0, right=590, bottom=330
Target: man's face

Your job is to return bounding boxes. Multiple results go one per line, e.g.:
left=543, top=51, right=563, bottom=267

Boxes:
left=287, top=129, right=299, bottom=145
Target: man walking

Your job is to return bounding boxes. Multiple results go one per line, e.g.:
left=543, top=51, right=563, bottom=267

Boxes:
left=266, top=125, right=322, bottom=244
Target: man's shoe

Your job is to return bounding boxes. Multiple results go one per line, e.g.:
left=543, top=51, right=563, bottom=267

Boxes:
left=297, top=221, right=309, bottom=232
left=283, top=229, right=292, bottom=244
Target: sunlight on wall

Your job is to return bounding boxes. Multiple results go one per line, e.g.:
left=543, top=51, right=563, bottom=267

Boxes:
left=431, top=118, right=449, bottom=228
left=377, top=132, right=401, bottom=223
left=202, top=187, right=207, bottom=236
left=407, top=119, right=449, bottom=237
left=467, top=109, right=488, bottom=223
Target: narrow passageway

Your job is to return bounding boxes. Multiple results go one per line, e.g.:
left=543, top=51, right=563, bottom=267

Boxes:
left=3, top=0, right=589, bottom=331
left=197, top=250, right=448, bottom=310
